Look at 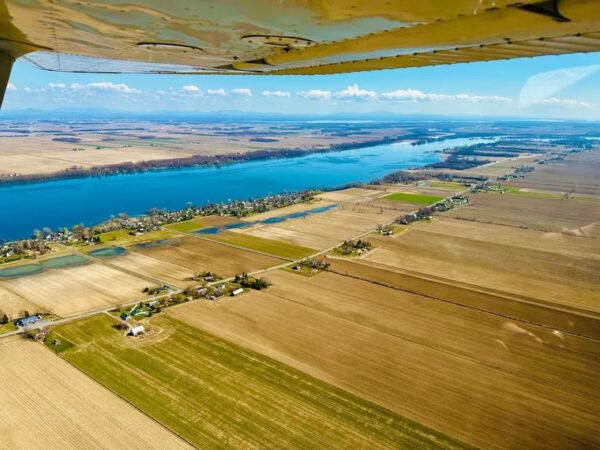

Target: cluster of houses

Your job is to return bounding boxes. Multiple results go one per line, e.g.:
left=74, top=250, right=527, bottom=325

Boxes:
left=3, top=190, right=318, bottom=254
left=1, top=240, right=49, bottom=263
left=496, top=165, right=535, bottom=181
left=187, top=283, right=240, bottom=301
left=397, top=194, right=469, bottom=225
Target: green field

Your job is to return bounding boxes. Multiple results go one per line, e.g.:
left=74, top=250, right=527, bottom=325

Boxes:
left=383, top=192, right=445, bottom=205
left=54, top=314, right=465, bottom=449
left=427, top=181, right=468, bottom=191
left=164, top=217, right=207, bottom=233
left=207, top=232, right=315, bottom=259
left=0, top=322, right=16, bottom=334
left=43, top=331, right=74, bottom=353
left=95, top=229, right=177, bottom=245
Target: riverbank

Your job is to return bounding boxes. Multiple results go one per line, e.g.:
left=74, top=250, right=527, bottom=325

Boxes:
left=0, top=134, right=409, bottom=186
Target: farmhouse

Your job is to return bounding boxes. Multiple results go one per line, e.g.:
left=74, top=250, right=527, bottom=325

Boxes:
left=128, top=325, right=145, bottom=337
left=14, top=314, right=41, bottom=328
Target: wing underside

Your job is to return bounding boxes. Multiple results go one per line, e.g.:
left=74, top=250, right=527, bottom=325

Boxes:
left=0, top=0, right=599, bottom=78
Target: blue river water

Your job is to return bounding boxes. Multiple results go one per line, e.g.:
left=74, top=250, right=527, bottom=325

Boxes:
left=0, top=137, right=490, bottom=241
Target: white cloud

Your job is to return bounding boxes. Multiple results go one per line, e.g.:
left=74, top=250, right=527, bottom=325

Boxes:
left=87, top=82, right=140, bottom=94
left=47, top=82, right=66, bottom=90
left=182, top=84, right=200, bottom=93
left=231, top=88, right=252, bottom=97
left=334, top=84, right=377, bottom=101
left=381, top=89, right=510, bottom=103
left=6, top=82, right=16, bottom=91
left=207, top=88, right=228, bottom=97
left=529, top=97, right=590, bottom=108
left=262, top=90, right=291, bottom=98
left=70, top=83, right=86, bottom=91
left=66, top=82, right=140, bottom=94
left=453, top=94, right=511, bottom=103
left=298, top=89, right=331, bottom=100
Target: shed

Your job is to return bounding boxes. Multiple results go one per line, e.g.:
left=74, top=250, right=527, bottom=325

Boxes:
left=128, top=325, right=145, bottom=337
left=231, top=288, right=244, bottom=297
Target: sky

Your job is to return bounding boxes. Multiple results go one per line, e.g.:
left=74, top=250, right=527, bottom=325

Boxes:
left=4, top=51, right=600, bottom=119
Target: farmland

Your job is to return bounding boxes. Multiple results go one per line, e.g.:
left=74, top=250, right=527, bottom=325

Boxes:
left=0, top=120, right=407, bottom=179
left=0, top=284, right=38, bottom=320
left=109, top=253, right=195, bottom=288
left=405, top=217, right=599, bottom=259
left=506, top=149, right=600, bottom=195
left=383, top=192, right=445, bottom=204
left=94, top=229, right=178, bottom=245
left=245, top=202, right=398, bottom=249
left=318, top=187, right=385, bottom=202
left=0, top=263, right=150, bottom=317
left=447, top=191, right=600, bottom=237
left=0, top=336, right=189, bottom=449
left=165, top=215, right=235, bottom=233
left=240, top=199, right=336, bottom=221
left=362, top=223, right=600, bottom=313
left=52, top=314, right=464, bottom=449
left=204, top=231, right=315, bottom=259
left=326, top=256, right=600, bottom=340
left=133, top=235, right=284, bottom=277
left=169, top=269, right=600, bottom=449
left=426, top=181, right=468, bottom=191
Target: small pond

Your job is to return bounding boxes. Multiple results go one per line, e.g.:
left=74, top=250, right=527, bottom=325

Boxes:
left=87, top=246, right=127, bottom=258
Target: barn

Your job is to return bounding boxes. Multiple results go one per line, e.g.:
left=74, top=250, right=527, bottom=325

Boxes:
left=14, top=315, right=41, bottom=328
left=128, top=325, right=145, bottom=337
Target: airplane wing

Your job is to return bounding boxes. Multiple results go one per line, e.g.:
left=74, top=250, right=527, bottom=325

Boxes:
left=1, top=0, right=600, bottom=106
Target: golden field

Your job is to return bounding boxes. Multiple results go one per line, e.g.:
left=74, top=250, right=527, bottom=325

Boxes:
left=168, top=269, right=600, bottom=449
left=0, top=337, right=189, bottom=449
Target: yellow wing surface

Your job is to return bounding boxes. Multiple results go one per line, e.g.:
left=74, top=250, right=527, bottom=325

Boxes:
left=1, top=0, right=600, bottom=105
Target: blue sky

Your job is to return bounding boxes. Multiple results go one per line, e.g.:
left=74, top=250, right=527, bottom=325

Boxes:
left=5, top=52, right=600, bottom=119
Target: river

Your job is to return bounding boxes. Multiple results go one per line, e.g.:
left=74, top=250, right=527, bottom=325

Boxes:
left=0, top=137, right=491, bottom=241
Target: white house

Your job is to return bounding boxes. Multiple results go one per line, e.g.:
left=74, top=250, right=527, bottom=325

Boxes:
left=128, top=325, right=145, bottom=337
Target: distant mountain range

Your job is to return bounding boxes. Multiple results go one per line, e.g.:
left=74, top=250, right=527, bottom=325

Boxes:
left=1, top=107, right=595, bottom=122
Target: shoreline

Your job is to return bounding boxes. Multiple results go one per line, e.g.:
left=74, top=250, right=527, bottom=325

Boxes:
left=0, top=134, right=411, bottom=187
